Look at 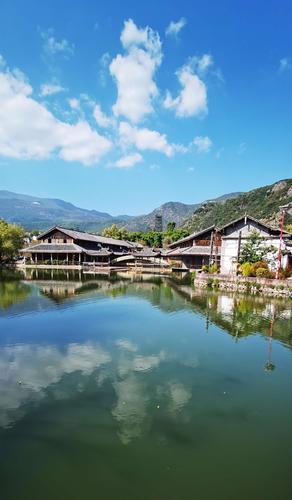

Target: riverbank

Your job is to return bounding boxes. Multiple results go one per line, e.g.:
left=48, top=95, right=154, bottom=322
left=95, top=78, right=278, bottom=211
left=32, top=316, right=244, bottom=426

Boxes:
left=195, top=274, right=292, bottom=297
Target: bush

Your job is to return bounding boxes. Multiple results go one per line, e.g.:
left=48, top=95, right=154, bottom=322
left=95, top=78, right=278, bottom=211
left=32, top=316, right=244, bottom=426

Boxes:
left=201, top=265, right=209, bottom=273
left=256, top=267, right=270, bottom=278
left=252, top=261, right=268, bottom=272
left=209, top=263, right=218, bottom=274
left=240, top=262, right=254, bottom=277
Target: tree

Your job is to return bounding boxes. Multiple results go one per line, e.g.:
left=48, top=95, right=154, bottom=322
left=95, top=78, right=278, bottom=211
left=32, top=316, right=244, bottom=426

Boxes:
left=102, top=224, right=129, bottom=240
left=0, top=220, right=25, bottom=263
left=239, top=230, right=275, bottom=264
left=166, top=221, right=176, bottom=232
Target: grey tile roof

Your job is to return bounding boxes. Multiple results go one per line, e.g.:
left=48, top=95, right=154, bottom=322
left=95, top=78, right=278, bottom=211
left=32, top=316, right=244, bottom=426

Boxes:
left=166, top=245, right=221, bottom=257
left=168, top=226, right=215, bottom=248
left=21, top=243, right=83, bottom=253
left=37, top=226, right=141, bottom=248
left=84, top=249, right=113, bottom=256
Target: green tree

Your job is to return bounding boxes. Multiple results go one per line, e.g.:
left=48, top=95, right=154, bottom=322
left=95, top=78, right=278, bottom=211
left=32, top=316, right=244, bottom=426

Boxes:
left=102, top=224, right=129, bottom=240
left=166, top=221, right=176, bottom=232
left=239, top=230, right=274, bottom=264
left=0, top=220, right=25, bottom=263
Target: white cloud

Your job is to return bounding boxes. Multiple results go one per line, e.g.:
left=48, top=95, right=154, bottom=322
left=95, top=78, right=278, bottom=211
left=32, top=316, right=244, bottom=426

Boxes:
left=68, top=97, right=80, bottom=110
left=109, top=19, right=162, bottom=123
left=164, top=63, right=207, bottom=118
left=119, top=121, right=173, bottom=156
left=93, top=103, right=113, bottom=128
left=114, top=153, right=143, bottom=168
left=193, top=136, right=212, bottom=153
left=41, top=28, right=74, bottom=57
left=0, top=68, right=112, bottom=165
left=99, top=52, right=111, bottom=86
left=187, top=54, right=214, bottom=75
left=279, top=57, right=291, bottom=72
left=165, top=18, right=186, bottom=37
left=40, top=82, right=65, bottom=96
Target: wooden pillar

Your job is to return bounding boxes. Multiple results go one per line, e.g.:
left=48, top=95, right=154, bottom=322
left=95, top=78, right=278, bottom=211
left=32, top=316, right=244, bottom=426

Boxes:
left=51, top=253, right=53, bottom=264
left=237, top=231, right=242, bottom=262
left=209, top=231, right=214, bottom=266
left=67, top=253, right=69, bottom=265
left=79, top=253, right=81, bottom=265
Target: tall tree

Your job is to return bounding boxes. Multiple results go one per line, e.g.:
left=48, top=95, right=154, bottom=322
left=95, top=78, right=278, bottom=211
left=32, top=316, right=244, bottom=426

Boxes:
left=0, top=220, right=25, bottom=262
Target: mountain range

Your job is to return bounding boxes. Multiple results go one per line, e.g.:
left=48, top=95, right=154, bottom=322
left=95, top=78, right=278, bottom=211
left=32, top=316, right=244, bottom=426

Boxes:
left=0, top=190, right=241, bottom=232
left=181, top=179, right=292, bottom=232
left=0, top=179, right=291, bottom=234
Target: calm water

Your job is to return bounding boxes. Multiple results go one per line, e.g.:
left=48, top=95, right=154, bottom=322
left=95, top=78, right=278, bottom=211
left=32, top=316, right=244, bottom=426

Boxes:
left=0, top=269, right=292, bottom=500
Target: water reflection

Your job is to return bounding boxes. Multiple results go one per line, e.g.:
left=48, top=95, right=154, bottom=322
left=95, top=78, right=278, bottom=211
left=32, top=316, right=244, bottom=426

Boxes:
left=0, top=270, right=292, bottom=443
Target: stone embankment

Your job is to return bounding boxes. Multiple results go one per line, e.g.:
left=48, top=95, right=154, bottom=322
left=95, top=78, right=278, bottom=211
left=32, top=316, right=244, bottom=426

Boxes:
left=195, top=274, right=292, bottom=297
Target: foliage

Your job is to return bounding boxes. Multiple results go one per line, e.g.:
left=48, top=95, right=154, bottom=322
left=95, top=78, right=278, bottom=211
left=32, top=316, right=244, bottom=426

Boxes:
left=201, top=265, right=209, bottom=273
left=181, top=179, right=292, bottom=233
left=240, top=262, right=254, bottom=277
left=166, top=221, right=176, bottom=232
left=285, top=224, right=292, bottom=234
left=239, top=231, right=274, bottom=264
left=255, top=267, right=271, bottom=278
left=101, top=222, right=190, bottom=248
left=209, top=263, right=218, bottom=274
left=0, top=219, right=25, bottom=263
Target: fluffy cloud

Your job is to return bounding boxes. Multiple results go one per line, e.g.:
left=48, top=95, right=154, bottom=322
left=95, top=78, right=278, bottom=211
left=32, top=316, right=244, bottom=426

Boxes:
left=68, top=97, right=80, bottom=110
left=193, top=136, right=212, bottom=153
left=40, top=82, right=65, bottom=96
left=0, top=69, right=112, bottom=165
left=164, top=63, right=207, bottom=117
left=110, top=19, right=162, bottom=123
left=41, top=28, right=74, bottom=57
left=114, top=153, right=143, bottom=168
left=165, top=18, right=186, bottom=37
left=93, top=103, right=113, bottom=128
left=279, top=57, right=291, bottom=73
left=119, top=121, right=173, bottom=156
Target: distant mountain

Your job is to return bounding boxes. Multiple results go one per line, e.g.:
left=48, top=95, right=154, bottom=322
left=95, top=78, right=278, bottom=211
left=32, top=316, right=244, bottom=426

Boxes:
left=0, top=190, right=117, bottom=232
left=181, top=179, right=292, bottom=233
left=120, top=193, right=242, bottom=231
left=0, top=190, right=242, bottom=232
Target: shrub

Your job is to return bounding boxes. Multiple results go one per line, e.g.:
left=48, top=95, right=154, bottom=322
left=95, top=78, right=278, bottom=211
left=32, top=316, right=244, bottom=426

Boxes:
left=209, top=263, right=218, bottom=274
left=240, top=262, right=254, bottom=277
left=256, top=267, right=270, bottom=278
left=191, top=271, right=196, bottom=281
left=252, top=261, right=268, bottom=272
left=201, top=265, right=209, bottom=273
left=207, top=278, right=214, bottom=287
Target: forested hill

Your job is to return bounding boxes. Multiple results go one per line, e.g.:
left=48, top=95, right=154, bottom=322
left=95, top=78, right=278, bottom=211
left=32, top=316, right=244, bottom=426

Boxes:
left=181, top=179, right=292, bottom=233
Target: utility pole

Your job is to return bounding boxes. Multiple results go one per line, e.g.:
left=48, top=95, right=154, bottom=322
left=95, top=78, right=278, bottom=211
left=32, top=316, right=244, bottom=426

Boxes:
left=276, top=203, right=290, bottom=279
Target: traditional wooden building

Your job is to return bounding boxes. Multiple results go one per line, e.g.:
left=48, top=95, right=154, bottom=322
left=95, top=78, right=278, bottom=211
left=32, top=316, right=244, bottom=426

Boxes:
left=21, top=226, right=141, bottom=266
left=166, top=226, right=221, bottom=270
left=166, top=215, right=292, bottom=274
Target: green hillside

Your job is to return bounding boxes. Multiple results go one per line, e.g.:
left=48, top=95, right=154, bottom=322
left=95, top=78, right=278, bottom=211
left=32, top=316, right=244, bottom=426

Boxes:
left=181, top=179, right=292, bottom=232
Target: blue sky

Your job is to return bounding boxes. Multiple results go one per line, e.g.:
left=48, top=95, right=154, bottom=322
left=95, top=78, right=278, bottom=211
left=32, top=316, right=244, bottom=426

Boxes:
left=0, top=0, right=291, bottom=215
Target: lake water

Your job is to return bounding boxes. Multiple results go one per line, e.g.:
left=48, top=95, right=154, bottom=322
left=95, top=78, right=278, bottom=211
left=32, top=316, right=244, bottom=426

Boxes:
left=0, top=269, right=292, bottom=500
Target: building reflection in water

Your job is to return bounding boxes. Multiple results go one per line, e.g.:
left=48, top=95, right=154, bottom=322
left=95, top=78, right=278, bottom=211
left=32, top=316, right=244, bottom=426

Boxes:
left=0, top=270, right=291, bottom=443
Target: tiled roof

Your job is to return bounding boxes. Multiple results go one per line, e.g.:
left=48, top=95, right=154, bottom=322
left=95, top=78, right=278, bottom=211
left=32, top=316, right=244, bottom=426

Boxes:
left=21, top=243, right=83, bottom=253
left=37, top=226, right=141, bottom=248
left=168, top=226, right=215, bottom=249
left=166, top=245, right=220, bottom=257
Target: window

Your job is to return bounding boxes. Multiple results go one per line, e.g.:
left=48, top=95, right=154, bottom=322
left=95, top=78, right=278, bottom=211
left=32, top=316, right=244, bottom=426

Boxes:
left=63, top=239, right=67, bottom=243
left=48, top=238, right=51, bottom=243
